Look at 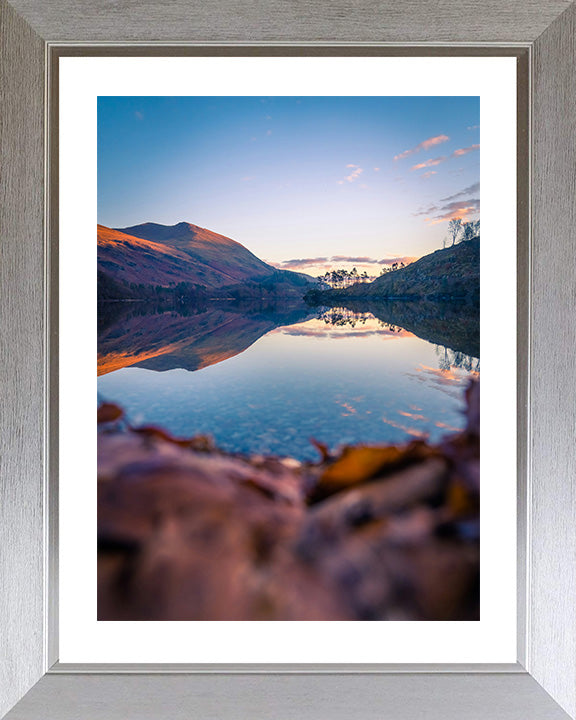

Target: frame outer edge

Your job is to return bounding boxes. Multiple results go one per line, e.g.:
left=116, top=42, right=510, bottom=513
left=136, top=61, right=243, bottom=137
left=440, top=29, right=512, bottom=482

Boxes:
left=1, top=0, right=575, bottom=44
left=0, top=0, right=46, bottom=717
left=531, top=3, right=576, bottom=718
left=0, top=0, right=575, bottom=717
left=2, top=672, right=574, bottom=720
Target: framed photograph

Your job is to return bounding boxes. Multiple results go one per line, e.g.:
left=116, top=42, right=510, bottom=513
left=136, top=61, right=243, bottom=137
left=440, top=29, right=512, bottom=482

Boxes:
left=60, top=54, right=512, bottom=662
left=1, top=2, right=575, bottom=719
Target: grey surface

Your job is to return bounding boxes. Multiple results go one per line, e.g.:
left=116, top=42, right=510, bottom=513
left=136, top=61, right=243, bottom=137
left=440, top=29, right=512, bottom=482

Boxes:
left=49, top=662, right=524, bottom=675
left=1, top=0, right=576, bottom=719
left=531, top=5, right=576, bottom=717
left=3, top=674, right=573, bottom=720
left=0, top=1, right=45, bottom=718
left=3, top=0, right=574, bottom=44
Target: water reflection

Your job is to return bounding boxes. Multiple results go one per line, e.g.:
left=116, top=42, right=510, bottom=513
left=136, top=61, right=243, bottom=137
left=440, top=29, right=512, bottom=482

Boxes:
left=98, top=300, right=479, bottom=460
left=98, top=300, right=315, bottom=376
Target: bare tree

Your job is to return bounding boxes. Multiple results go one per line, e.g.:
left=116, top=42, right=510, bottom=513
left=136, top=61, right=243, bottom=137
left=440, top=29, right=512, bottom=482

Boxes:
left=461, top=221, right=476, bottom=243
left=448, top=218, right=462, bottom=246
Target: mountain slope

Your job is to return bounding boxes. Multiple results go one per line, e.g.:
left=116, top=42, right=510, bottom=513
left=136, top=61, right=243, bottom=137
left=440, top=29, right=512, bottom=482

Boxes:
left=117, top=221, right=276, bottom=286
left=98, top=222, right=316, bottom=298
left=328, top=239, right=479, bottom=304
left=98, top=225, right=199, bottom=287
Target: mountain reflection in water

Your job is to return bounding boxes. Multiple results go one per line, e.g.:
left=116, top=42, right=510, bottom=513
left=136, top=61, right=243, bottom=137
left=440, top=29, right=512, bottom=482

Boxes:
left=98, top=300, right=479, bottom=461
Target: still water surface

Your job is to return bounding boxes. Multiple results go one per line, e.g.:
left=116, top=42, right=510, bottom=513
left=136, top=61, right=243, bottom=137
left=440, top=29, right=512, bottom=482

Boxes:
left=98, top=304, right=479, bottom=461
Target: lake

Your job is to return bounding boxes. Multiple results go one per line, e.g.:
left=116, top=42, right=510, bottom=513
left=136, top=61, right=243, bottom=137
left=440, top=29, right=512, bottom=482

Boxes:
left=98, top=301, right=479, bottom=461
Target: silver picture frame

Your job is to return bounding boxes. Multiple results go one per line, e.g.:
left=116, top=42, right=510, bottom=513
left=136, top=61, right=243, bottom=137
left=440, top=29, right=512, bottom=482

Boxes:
left=1, top=1, right=575, bottom=718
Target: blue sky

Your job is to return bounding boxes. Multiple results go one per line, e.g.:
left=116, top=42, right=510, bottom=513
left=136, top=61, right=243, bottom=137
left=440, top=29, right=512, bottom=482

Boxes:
left=98, top=96, right=479, bottom=275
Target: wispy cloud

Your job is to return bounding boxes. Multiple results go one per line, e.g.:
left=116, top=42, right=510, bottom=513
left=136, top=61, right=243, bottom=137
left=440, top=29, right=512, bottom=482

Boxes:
left=377, top=256, right=418, bottom=266
left=271, top=254, right=417, bottom=272
left=420, top=171, right=437, bottom=179
left=331, top=254, right=417, bottom=266
left=452, top=143, right=479, bottom=157
left=467, top=125, right=479, bottom=131
left=331, top=255, right=374, bottom=263
left=134, top=111, right=144, bottom=120
left=413, top=205, right=439, bottom=217
left=273, top=257, right=329, bottom=270
left=394, top=134, right=450, bottom=161
left=410, top=144, right=480, bottom=172
left=339, top=164, right=363, bottom=183
left=441, top=182, right=480, bottom=202
left=411, top=156, right=447, bottom=171
left=424, top=198, right=480, bottom=224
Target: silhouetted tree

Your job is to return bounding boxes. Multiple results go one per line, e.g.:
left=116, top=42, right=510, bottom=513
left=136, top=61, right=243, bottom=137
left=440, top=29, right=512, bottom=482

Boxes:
left=448, top=218, right=463, bottom=246
left=461, top=221, right=476, bottom=243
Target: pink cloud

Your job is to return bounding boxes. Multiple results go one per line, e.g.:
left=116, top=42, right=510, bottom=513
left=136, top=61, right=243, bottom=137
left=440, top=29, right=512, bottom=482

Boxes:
left=342, top=165, right=363, bottom=183
left=424, top=198, right=480, bottom=224
left=452, top=143, right=479, bottom=157
left=411, top=156, right=447, bottom=171
left=394, top=134, right=450, bottom=161
left=411, top=144, right=480, bottom=172
left=272, top=255, right=418, bottom=273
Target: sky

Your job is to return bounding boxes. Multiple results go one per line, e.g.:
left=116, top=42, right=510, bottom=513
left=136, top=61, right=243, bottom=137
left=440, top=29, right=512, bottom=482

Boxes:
left=98, top=96, right=479, bottom=277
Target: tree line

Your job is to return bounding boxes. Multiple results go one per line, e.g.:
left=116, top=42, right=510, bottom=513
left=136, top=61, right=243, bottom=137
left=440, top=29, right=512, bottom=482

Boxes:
left=317, top=262, right=408, bottom=289
left=445, top=219, right=480, bottom=248
left=317, top=267, right=371, bottom=289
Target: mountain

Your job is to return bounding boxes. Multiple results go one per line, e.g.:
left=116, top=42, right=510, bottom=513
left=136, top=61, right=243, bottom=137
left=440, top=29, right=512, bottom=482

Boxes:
left=97, top=221, right=316, bottom=299
left=313, top=239, right=479, bottom=304
left=98, top=224, right=201, bottom=288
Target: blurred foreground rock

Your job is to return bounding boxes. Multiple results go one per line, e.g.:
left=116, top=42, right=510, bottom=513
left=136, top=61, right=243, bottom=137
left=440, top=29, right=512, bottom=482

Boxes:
left=98, top=381, right=480, bottom=621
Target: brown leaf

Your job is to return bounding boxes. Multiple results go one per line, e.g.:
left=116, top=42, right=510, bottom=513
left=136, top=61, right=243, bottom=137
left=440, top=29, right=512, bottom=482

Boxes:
left=312, top=441, right=435, bottom=501
left=97, top=403, right=123, bottom=424
left=132, top=426, right=219, bottom=452
left=313, top=458, right=448, bottom=529
left=446, top=480, right=477, bottom=517
left=309, top=438, right=330, bottom=461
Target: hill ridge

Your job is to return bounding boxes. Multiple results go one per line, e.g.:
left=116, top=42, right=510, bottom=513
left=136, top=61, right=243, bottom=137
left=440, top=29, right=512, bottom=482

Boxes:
left=98, top=222, right=316, bottom=300
left=309, top=239, right=479, bottom=304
